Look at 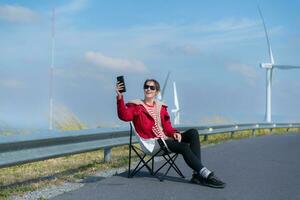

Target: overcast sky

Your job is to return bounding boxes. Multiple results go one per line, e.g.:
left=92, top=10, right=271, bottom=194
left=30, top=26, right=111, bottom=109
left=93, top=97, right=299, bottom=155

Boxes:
left=0, top=0, right=300, bottom=129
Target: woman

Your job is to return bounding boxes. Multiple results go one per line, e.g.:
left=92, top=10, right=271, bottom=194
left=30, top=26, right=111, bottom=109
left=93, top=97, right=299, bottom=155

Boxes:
left=116, top=78, right=225, bottom=188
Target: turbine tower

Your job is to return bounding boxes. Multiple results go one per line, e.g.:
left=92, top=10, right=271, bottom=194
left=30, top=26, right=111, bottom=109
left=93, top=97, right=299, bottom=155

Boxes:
left=258, top=7, right=300, bottom=123
left=49, top=8, right=55, bottom=130
left=171, top=82, right=180, bottom=125
left=157, top=71, right=171, bottom=101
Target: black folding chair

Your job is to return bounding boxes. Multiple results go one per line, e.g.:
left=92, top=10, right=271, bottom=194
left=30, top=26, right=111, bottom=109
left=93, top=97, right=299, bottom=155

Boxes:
left=128, top=122, right=185, bottom=181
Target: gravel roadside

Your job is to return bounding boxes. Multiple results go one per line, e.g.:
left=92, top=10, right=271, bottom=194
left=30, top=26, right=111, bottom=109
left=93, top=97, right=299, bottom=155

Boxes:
left=10, top=166, right=128, bottom=200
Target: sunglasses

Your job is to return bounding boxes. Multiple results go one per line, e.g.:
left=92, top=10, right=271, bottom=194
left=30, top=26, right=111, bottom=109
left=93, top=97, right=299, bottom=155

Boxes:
left=144, top=85, right=156, bottom=90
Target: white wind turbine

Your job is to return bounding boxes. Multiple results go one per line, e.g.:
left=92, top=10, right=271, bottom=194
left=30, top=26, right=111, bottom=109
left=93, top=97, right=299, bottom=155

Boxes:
left=157, top=71, right=171, bottom=101
left=171, top=82, right=180, bottom=125
left=258, top=7, right=300, bottom=123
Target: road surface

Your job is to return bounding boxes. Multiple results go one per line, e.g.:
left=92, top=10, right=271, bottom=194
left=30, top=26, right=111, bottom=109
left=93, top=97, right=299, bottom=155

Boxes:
left=52, top=133, right=300, bottom=200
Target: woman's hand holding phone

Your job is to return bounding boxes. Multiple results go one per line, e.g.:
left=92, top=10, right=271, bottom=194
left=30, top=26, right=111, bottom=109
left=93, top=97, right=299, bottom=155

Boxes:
left=116, top=76, right=126, bottom=99
left=116, top=82, right=124, bottom=98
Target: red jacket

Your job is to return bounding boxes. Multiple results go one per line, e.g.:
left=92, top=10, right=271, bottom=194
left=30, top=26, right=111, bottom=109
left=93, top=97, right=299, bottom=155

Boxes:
left=117, top=96, right=178, bottom=139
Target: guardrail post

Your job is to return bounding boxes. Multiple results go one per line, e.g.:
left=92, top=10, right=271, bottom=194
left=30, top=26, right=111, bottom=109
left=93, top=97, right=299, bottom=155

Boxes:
left=230, top=131, right=234, bottom=138
left=204, top=135, right=208, bottom=142
left=287, top=124, right=292, bottom=132
left=271, top=124, right=276, bottom=133
left=252, top=129, right=256, bottom=137
left=104, top=147, right=111, bottom=162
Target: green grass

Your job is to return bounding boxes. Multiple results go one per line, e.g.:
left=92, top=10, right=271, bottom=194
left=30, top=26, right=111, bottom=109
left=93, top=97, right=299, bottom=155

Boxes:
left=0, top=145, right=138, bottom=200
left=0, top=128, right=299, bottom=200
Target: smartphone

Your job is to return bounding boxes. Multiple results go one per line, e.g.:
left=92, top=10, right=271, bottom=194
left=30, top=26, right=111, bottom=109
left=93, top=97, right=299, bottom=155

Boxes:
left=116, top=76, right=126, bottom=93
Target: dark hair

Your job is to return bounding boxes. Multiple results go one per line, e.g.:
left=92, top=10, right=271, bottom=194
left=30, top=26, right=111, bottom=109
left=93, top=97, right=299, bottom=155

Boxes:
left=143, top=79, right=160, bottom=92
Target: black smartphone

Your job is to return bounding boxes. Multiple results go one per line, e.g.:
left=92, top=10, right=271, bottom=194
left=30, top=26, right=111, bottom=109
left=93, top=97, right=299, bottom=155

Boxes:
left=116, top=76, right=126, bottom=93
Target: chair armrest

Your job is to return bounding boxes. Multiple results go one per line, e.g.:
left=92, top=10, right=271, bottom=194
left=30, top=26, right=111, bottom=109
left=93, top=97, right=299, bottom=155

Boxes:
left=157, top=138, right=170, bottom=152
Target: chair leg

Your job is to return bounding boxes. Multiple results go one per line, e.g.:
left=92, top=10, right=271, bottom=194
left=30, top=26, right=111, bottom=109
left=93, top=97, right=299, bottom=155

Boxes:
left=128, top=145, right=132, bottom=178
left=154, top=153, right=185, bottom=181
left=128, top=145, right=144, bottom=177
left=130, top=147, right=153, bottom=177
left=130, top=155, right=147, bottom=177
left=165, top=154, right=185, bottom=178
left=153, top=153, right=177, bottom=175
left=151, top=157, right=154, bottom=175
left=128, top=124, right=133, bottom=178
left=159, top=156, right=174, bottom=182
left=128, top=144, right=184, bottom=181
left=130, top=146, right=164, bottom=177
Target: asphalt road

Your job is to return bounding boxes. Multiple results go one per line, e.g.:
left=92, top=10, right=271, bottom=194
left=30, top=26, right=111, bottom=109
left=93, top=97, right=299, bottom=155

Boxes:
left=52, top=133, right=300, bottom=200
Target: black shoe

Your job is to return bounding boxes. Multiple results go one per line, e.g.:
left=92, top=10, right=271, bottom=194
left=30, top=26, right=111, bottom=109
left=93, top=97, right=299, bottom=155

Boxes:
left=191, top=173, right=226, bottom=189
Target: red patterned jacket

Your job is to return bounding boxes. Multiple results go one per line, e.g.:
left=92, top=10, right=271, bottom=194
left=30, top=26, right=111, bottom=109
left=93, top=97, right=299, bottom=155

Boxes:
left=117, top=96, right=178, bottom=139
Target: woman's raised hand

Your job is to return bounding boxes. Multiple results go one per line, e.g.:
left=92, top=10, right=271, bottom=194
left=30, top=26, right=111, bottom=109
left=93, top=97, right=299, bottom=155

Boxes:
left=115, top=81, right=124, bottom=99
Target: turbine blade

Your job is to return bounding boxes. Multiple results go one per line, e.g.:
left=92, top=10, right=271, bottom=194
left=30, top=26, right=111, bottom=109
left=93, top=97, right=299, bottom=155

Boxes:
left=258, top=6, right=275, bottom=64
left=171, top=109, right=178, bottom=113
left=173, top=82, right=179, bottom=110
left=160, top=71, right=171, bottom=101
left=273, top=65, right=300, bottom=69
left=157, top=93, right=162, bottom=100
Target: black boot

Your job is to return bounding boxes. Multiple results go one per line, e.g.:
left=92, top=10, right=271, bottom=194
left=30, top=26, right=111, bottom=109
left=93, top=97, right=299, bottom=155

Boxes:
left=191, top=172, right=226, bottom=189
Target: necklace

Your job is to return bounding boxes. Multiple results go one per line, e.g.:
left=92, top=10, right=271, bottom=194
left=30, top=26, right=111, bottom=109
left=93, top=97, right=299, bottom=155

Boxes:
left=143, top=100, right=155, bottom=107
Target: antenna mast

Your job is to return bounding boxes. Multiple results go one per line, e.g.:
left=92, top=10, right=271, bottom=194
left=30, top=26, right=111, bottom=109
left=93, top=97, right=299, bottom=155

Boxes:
left=49, top=8, right=55, bottom=130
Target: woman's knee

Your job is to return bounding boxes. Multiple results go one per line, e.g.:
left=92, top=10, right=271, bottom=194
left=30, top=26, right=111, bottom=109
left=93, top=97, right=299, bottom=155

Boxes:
left=176, top=143, right=190, bottom=154
left=188, top=128, right=199, bottom=138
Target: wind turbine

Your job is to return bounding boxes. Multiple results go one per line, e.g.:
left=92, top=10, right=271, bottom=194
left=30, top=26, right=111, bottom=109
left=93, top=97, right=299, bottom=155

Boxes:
left=258, top=7, right=300, bottom=123
left=171, top=82, right=180, bottom=125
left=157, top=71, right=171, bottom=101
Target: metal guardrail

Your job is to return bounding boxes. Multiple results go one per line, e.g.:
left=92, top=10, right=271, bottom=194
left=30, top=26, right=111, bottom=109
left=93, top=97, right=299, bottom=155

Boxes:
left=0, top=123, right=300, bottom=169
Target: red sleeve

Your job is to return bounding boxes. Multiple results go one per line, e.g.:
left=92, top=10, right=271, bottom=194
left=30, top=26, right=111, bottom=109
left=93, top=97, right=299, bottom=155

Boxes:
left=161, top=106, right=178, bottom=137
left=116, top=96, right=136, bottom=122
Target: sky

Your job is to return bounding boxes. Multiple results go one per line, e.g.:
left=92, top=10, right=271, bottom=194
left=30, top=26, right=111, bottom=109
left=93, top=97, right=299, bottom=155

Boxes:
left=0, top=0, right=300, bottom=129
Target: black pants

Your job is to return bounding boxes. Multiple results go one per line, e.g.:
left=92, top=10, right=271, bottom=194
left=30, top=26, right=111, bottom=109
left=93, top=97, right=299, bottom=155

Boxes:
left=164, top=129, right=203, bottom=172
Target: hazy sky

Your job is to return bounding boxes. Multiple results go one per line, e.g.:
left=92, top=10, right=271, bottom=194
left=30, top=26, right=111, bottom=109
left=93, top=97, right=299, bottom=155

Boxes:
left=0, top=0, right=300, bottom=129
